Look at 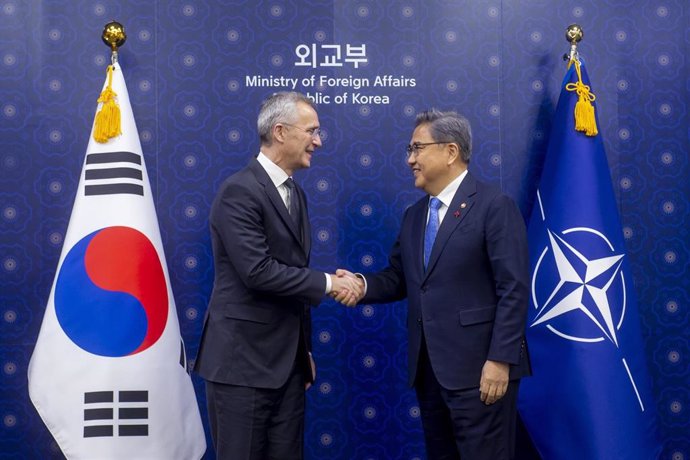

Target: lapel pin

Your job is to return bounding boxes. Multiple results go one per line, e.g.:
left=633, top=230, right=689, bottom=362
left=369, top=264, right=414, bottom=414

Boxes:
left=460, top=202, right=467, bottom=208
left=454, top=210, right=460, bottom=218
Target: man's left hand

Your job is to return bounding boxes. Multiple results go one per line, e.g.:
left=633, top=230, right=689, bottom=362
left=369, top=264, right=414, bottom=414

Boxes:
left=479, top=360, right=509, bottom=405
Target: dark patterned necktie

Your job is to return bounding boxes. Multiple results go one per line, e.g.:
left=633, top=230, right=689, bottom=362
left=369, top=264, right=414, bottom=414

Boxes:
left=284, top=178, right=301, bottom=226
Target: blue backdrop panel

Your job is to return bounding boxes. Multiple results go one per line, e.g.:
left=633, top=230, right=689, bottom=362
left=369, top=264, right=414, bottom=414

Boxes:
left=1, top=1, right=688, bottom=459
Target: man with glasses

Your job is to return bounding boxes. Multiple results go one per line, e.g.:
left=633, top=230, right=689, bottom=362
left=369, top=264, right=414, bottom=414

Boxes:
left=195, top=91, right=361, bottom=459
left=336, top=109, right=530, bottom=459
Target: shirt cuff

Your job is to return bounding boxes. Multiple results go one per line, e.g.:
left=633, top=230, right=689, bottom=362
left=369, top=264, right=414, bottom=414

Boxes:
left=355, top=273, right=368, bottom=296
left=324, top=273, right=332, bottom=294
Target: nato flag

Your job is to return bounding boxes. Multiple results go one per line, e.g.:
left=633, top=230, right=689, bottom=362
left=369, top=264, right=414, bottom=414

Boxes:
left=517, top=59, right=660, bottom=459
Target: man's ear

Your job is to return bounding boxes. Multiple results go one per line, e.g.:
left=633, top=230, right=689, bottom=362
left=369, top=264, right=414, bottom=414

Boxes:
left=273, top=123, right=287, bottom=144
left=447, top=142, right=460, bottom=166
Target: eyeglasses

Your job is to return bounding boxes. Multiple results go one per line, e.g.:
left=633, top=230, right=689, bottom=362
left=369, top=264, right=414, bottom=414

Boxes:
left=281, top=122, right=322, bottom=140
left=405, top=142, right=449, bottom=159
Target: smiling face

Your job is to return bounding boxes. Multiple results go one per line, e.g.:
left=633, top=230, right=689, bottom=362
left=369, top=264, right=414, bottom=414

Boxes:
left=279, top=101, right=322, bottom=175
left=407, top=123, right=457, bottom=196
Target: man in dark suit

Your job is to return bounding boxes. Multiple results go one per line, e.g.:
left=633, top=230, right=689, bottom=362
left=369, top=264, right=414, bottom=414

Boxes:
left=336, top=109, right=530, bottom=459
left=195, top=92, right=361, bottom=460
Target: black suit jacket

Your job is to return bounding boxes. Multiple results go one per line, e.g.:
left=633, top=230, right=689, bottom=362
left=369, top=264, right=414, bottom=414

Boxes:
left=194, top=158, right=325, bottom=389
left=363, top=173, right=531, bottom=390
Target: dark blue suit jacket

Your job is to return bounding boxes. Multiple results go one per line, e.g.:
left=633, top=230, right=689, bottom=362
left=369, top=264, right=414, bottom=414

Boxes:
left=363, top=173, right=531, bottom=390
left=194, top=158, right=325, bottom=389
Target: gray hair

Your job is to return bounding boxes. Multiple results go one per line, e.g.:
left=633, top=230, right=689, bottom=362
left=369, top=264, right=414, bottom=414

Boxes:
left=415, top=109, right=472, bottom=163
left=257, top=92, right=316, bottom=145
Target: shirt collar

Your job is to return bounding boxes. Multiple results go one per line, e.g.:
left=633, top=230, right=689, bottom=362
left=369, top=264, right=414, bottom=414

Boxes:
left=257, top=152, right=290, bottom=187
left=433, top=169, right=468, bottom=208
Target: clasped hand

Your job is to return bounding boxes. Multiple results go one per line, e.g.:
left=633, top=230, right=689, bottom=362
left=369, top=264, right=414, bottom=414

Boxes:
left=329, top=269, right=364, bottom=307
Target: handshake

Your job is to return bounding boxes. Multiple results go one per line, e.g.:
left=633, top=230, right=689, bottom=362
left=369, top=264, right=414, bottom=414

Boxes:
left=329, top=269, right=364, bottom=307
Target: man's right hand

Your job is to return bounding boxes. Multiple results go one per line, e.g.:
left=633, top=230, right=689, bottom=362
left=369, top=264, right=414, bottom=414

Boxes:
left=329, top=269, right=364, bottom=307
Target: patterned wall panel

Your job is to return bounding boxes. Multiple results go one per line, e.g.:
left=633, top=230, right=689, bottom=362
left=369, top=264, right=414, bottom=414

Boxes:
left=1, top=1, right=688, bottom=459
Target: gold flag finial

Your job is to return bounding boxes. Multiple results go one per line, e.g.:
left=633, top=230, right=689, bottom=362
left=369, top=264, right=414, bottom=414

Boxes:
left=101, top=21, right=126, bottom=52
left=565, top=24, right=583, bottom=60
left=564, top=25, right=598, bottom=137
left=94, top=21, right=126, bottom=143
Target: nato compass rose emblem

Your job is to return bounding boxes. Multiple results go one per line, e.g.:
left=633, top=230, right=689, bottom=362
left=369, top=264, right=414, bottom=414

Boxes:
left=530, top=225, right=627, bottom=346
left=529, top=192, right=646, bottom=411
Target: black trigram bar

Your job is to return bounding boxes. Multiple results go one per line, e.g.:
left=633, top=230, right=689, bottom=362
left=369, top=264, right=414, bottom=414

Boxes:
left=85, top=167, right=143, bottom=180
left=84, top=391, right=114, bottom=404
left=85, top=183, right=144, bottom=196
left=119, top=407, right=148, bottom=419
left=179, top=340, right=186, bottom=369
left=119, top=425, right=148, bottom=436
left=84, top=408, right=114, bottom=421
left=84, top=425, right=113, bottom=438
left=119, top=391, right=148, bottom=403
left=86, top=151, right=141, bottom=165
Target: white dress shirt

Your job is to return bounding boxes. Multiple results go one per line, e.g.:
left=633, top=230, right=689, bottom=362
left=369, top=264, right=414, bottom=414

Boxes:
left=257, top=152, right=291, bottom=209
left=427, top=169, right=468, bottom=225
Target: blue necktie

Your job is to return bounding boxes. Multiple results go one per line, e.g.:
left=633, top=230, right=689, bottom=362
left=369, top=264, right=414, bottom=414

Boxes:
left=424, top=197, right=442, bottom=270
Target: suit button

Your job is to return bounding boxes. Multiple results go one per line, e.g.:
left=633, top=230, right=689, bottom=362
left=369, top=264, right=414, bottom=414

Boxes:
left=417, top=317, right=422, bottom=323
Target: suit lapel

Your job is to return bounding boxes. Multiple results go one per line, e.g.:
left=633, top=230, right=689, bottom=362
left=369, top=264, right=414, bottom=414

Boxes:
left=295, top=182, right=311, bottom=255
left=422, top=173, right=477, bottom=281
left=405, top=199, right=429, bottom=283
left=248, top=159, right=306, bottom=253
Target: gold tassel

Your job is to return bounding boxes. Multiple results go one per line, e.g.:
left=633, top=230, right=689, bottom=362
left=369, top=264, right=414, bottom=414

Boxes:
left=565, top=59, right=598, bottom=137
left=93, top=65, right=121, bottom=143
